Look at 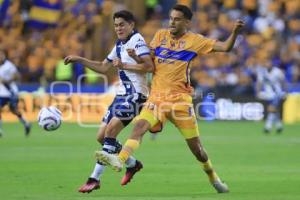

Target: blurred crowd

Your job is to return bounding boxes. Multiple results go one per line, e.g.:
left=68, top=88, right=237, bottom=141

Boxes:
left=0, top=0, right=299, bottom=96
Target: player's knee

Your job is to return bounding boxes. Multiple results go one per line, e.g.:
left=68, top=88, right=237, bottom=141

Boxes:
left=268, top=106, right=277, bottom=112
left=132, top=120, right=150, bottom=137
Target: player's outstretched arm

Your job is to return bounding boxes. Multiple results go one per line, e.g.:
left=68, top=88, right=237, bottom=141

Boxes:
left=113, top=55, right=154, bottom=73
left=212, top=20, right=244, bottom=52
left=64, top=55, right=112, bottom=73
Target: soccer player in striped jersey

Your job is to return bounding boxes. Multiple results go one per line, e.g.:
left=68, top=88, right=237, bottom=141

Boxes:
left=96, top=4, right=244, bottom=193
left=0, top=50, right=31, bottom=137
left=256, top=54, right=287, bottom=133
left=64, top=10, right=154, bottom=193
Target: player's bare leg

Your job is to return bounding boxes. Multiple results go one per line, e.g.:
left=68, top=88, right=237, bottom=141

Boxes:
left=271, top=104, right=283, bottom=134
left=264, top=104, right=283, bottom=133
left=78, top=125, right=106, bottom=193
left=89, top=118, right=143, bottom=189
left=186, top=137, right=229, bottom=193
left=10, top=106, right=31, bottom=136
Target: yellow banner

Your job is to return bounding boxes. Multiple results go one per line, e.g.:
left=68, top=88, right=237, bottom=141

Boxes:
left=283, top=94, right=300, bottom=124
left=29, top=6, right=61, bottom=23
left=2, top=93, right=114, bottom=123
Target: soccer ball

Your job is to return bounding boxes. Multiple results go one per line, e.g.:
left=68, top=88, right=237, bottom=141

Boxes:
left=38, top=106, right=62, bottom=131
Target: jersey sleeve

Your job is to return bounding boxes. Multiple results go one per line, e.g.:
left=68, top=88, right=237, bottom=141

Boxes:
left=106, top=45, right=117, bottom=62
left=194, top=34, right=216, bottom=55
left=133, top=35, right=150, bottom=57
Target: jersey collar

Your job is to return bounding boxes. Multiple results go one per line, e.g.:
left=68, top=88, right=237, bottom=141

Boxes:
left=118, top=30, right=138, bottom=44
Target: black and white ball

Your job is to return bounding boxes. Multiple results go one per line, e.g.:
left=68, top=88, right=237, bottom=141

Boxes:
left=38, top=106, right=62, bottom=131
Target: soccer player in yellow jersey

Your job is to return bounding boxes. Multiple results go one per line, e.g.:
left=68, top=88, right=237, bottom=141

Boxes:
left=97, top=4, right=244, bottom=193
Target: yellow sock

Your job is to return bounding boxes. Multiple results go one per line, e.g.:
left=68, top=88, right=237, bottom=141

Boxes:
left=118, top=139, right=140, bottom=163
left=202, top=160, right=219, bottom=183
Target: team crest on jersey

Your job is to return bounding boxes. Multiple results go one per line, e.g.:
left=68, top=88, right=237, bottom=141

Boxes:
left=161, top=38, right=167, bottom=46
left=178, top=40, right=186, bottom=49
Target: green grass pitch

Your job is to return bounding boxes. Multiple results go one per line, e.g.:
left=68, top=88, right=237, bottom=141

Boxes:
left=0, top=121, right=300, bottom=200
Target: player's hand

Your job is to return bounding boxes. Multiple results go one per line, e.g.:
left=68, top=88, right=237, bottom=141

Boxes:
left=113, top=58, right=124, bottom=69
left=233, top=19, right=245, bottom=34
left=64, top=55, right=81, bottom=65
left=127, top=49, right=137, bottom=58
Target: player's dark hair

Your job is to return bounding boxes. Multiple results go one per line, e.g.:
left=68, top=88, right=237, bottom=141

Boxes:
left=172, top=4, right=193, bottom=20
left=113, top=10, right=135, bottom=23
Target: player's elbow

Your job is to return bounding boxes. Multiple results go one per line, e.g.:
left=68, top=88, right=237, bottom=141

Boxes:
left=214, top=41, right=233, bottom=52
left=220, top=44, right=232, bottom=52
left=224, top=46, right=233, bottom=52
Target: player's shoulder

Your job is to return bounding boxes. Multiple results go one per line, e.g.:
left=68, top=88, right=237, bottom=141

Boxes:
left=272, top=66, right=284, bottom=75
left=154, top=29, right=169, bottom=37
left=130, top=32, right=146, bottom=43
left=129, top=32, right=150, bottom=51
left=2, top=60, right=16, bottom=69
left=186, top=31, right=208, bottom=40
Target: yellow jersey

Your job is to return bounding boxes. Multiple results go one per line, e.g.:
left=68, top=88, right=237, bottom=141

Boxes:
left=149, top=29, right=216, bottom=96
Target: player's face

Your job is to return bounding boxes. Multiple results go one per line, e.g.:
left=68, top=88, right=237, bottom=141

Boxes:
left=264, top=59, right=272, bottom=71
left=114, top=18, right=134, bottom=40
left=169, top=10, right=189, bottom=36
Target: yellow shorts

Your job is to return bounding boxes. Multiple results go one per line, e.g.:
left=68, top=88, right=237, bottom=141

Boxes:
left=135, top=93, right=199, bottom=139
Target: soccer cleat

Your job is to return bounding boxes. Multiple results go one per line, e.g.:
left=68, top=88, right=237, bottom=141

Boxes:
left=78, top=178, right=100, bottom=193
left=95, top=151, right=123, bottom=172
left=212, top=179, right=229, bottom=193
left=276, top=127, right=283, bottom=134
left=263, top=128, right=270, bottom=134
left=24, top=123, right=31, bottom=137
left=121, top=160, right=143, bottom=186
left=0, top=129, right=3, bottom=137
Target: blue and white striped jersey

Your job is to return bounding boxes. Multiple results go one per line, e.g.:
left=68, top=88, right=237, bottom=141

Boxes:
left=0, top=60, right=18, bottom=97
left=107, top=31, right=150, bottom=96
left=257, top=66, right=285, bottom=99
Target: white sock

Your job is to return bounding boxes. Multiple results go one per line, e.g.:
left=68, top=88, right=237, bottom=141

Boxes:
left=265, top=113, right=276, bottom=130
left=125, top=156, right=136, bottom=168
left=90, top=162, right=105, bottom=180
left=150, top=133, right=158, bottom=140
